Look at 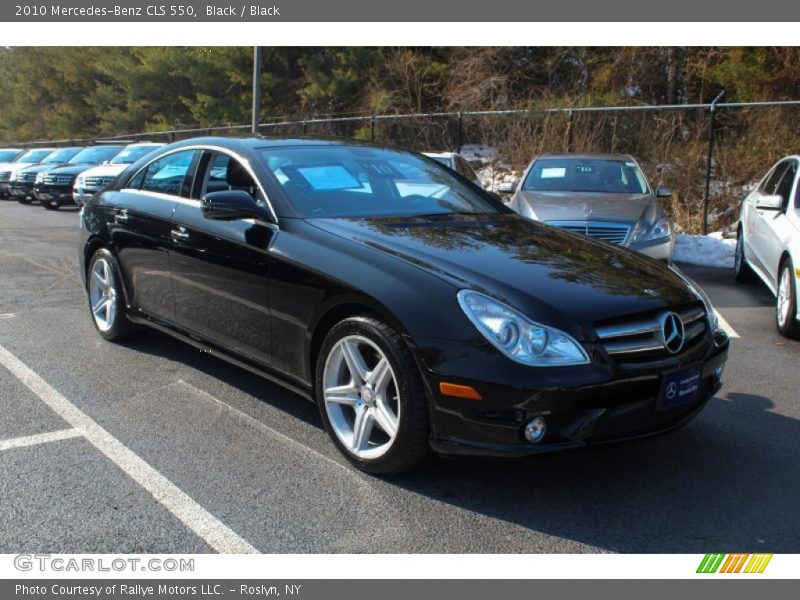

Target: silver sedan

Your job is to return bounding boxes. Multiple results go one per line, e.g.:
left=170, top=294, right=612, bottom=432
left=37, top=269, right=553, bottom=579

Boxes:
left=501, top=153, right=674, bottom=262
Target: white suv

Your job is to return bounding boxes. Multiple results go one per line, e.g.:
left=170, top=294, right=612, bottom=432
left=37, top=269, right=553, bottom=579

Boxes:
left=73, top=142, right=163, bottom=205
left=735, top=155, right=800, bottom=338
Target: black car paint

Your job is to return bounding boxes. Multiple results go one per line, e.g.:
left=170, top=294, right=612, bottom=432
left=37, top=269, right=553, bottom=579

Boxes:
left=79, top=137, right=729, bottom=457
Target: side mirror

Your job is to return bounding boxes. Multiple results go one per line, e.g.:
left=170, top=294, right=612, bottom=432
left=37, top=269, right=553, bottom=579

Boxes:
left=496, top=181, right=516, bottom=194
left=656, top=185, right=671, bottom=198
left=756, top=194, right=783, bottom=211
left=202, top=190, right=267, bottom=221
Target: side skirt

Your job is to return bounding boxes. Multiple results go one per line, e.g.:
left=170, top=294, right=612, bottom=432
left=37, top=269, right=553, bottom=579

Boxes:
left=127, top=313, right=315, bottom=403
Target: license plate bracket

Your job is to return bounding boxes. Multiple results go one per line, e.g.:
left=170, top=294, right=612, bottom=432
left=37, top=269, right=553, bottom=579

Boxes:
left=657, top=363, right=703, bottom=411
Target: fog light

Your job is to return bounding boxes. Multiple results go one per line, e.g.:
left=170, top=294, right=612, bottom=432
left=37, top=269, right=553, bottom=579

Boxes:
left=524, top=417, right=546, bottom=443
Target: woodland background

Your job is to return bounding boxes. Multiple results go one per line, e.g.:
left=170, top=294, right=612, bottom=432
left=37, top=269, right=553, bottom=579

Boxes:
left=1, top=47, right=799, bottom=232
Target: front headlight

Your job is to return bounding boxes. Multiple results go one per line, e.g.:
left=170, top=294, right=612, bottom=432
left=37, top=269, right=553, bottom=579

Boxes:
left=76, top=175, right=85, bottom=186
left=647, top=217, right=671, bottom=241
left=457, top=290, right=590, bottom=366
left=631, top=217, right=672, bottom=243
left=35, top=172, right=44, bottom=184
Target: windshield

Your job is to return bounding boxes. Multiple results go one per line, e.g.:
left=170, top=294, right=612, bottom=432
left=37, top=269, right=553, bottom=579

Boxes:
left=111, top=144, right=161, bottom=165
left=17, top=149, right=53, bottom=163
left=522, top=158, right=650, bottom=195
left=69, top=145, right=124, bottom=164
left=43, top=147, right=83, bottom=164
left=260, top=146, right=499, bottom=218
left=0, top=150, right=20, bottom=162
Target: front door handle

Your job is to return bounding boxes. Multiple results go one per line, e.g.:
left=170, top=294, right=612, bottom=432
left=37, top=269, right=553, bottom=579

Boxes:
left=171, top=227, right=190, bottom=243
left=113, top=210, right=129, bottom=223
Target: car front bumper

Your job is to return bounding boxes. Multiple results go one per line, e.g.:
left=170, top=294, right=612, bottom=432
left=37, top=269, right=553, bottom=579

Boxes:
left=9, top=183, right=35, bottom=199
left=410, top=331, right=728, bottom=457
left=73, top=187, right=101, bottom=206
left=629, top=235, right=674, bottom=262
left=34, top=184, right=76, bottom=205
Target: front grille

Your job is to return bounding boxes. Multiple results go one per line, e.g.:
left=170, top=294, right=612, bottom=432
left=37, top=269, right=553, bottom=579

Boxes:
left=595, top=305, right=707, bottom=361
left=0, top=171, right=11, bottom=182
left=547, top=220, right=631, bottom=245
left=42, top=173, right=74, bottom=185
left=83, top=175, right=114, bottom=189
left=16, top=172, right=37, bottom=183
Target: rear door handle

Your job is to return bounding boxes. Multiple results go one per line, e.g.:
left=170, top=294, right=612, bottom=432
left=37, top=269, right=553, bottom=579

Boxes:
left=171, top=227, right=190, bottom=243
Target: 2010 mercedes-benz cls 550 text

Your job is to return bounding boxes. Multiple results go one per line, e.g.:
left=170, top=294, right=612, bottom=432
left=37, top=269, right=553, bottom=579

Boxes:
left=78, top=137, right=729, bottom=474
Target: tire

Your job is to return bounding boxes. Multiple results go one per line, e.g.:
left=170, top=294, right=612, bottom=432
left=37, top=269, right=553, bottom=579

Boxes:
left=734, top=230, right=756, bottom=283
left=17, top=196, right=32, bottom=205
left=315, top=315, right=430, bottom=475
left=775, top=258, right=800, bottom=339
left=86, top=248, right=142, bottom=341
left=42, top=200, right=59, bottom=210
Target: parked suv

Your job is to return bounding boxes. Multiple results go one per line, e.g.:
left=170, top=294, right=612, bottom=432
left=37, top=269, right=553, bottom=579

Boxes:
left=504, top=153, right=675, bottom=262
left=0, top=148, right=53, bottom=199
left=11, top=147, right=84, bottom=203
left=35, top=145, right=125, bottom=210
left=73, top=143, right=164, bottom=206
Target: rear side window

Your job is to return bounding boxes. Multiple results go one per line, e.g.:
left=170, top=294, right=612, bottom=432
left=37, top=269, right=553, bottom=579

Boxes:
left=132, top=150, right=197, bottom=197
left=760, top=162, right=789, bottom=195
left=774, top=160, right=797, bottom=210
left=456, top=156, right=479, bottom=182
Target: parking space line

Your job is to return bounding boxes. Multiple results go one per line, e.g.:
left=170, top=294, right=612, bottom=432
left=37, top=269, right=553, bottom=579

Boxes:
left=715, top=310, right=740, bottom=339
left=176, top=379, right=358, bottom=476
left=0, top=428, right=81, bottom=452
left=0, top=344, right=258, bottom=554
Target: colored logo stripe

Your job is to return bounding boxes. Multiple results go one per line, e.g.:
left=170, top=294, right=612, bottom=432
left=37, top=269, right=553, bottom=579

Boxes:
left=697, top=553, right=773, bottom=573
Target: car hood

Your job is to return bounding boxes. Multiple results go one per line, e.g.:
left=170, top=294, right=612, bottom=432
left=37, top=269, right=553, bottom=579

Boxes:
left=19, top=163, right=65, bottom=175
left=48, top=163, right=103, bottom=176
left=307, top=213, right=697, bottom=340
left=77, top=164, right=128, bottom=178
left=512, top=190, right=657, bottom=224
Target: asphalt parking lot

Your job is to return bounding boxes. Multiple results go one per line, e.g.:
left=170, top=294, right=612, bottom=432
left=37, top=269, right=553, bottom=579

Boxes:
left=1, top=200, right=799, bottom=554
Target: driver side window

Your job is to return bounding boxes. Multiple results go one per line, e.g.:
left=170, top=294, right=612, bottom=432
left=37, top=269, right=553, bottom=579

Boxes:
left=200, top=152, right=259, bottom=200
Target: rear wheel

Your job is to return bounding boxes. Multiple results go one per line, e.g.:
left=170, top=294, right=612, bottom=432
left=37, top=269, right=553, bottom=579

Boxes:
left=315, top=315, right=429, bottom=474
left=17, top=196, right=32, bottom=205
left=776, top=259, right=800, bottom=339
left=734, top=231, right=756, bottom=283
left=42, top=200, right=59, bottom=210
left=87, top=248, right=141, bottom=341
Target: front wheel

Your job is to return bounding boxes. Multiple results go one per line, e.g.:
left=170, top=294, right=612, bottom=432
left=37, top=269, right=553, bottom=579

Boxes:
left=734, top=232, right=755, bottom=283
left=315, top=315, right=430, bottom=474
left=776, top=258, right=800, bottom=339
left=86, top=248, right=141, bottom=341
left=42, top=200, right=59, bottom=210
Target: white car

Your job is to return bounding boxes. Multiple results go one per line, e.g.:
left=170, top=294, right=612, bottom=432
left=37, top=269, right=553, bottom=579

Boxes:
left=73, top=142, right=164, bottom=205
left=735, top=155, right=800, bottom=338
left=422, top=151, right=483, bottom=187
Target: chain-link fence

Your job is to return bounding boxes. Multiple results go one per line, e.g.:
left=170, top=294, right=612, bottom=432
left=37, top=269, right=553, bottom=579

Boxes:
left=17, top=99, right=800, bottom=235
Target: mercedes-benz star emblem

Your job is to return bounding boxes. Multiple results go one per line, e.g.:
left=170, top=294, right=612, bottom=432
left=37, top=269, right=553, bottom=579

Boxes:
left=660, top=312, right=686, bottom=354
left=666, top=382, right=678, bottom=400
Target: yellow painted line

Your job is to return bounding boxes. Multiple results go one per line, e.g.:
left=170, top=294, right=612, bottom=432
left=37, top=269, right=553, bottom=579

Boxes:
left=795, top=267, right=800, bottom=279
left=757, top=554, right=773, bottom=573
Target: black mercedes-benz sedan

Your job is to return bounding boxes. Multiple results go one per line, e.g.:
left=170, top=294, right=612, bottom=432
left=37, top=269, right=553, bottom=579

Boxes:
left=78, top=137, right=729, bottom=474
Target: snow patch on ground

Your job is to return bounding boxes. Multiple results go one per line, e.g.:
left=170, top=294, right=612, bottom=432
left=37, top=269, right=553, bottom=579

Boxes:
left=674, top=232, right=736, bottom=269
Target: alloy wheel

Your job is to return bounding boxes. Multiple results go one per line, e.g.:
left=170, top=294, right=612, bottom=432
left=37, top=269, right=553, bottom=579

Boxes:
left=777, top=266, right=792, bottom=328
left=322, top=335, right=400, bottom=460
left=88, top=257, right=117, bottom=332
